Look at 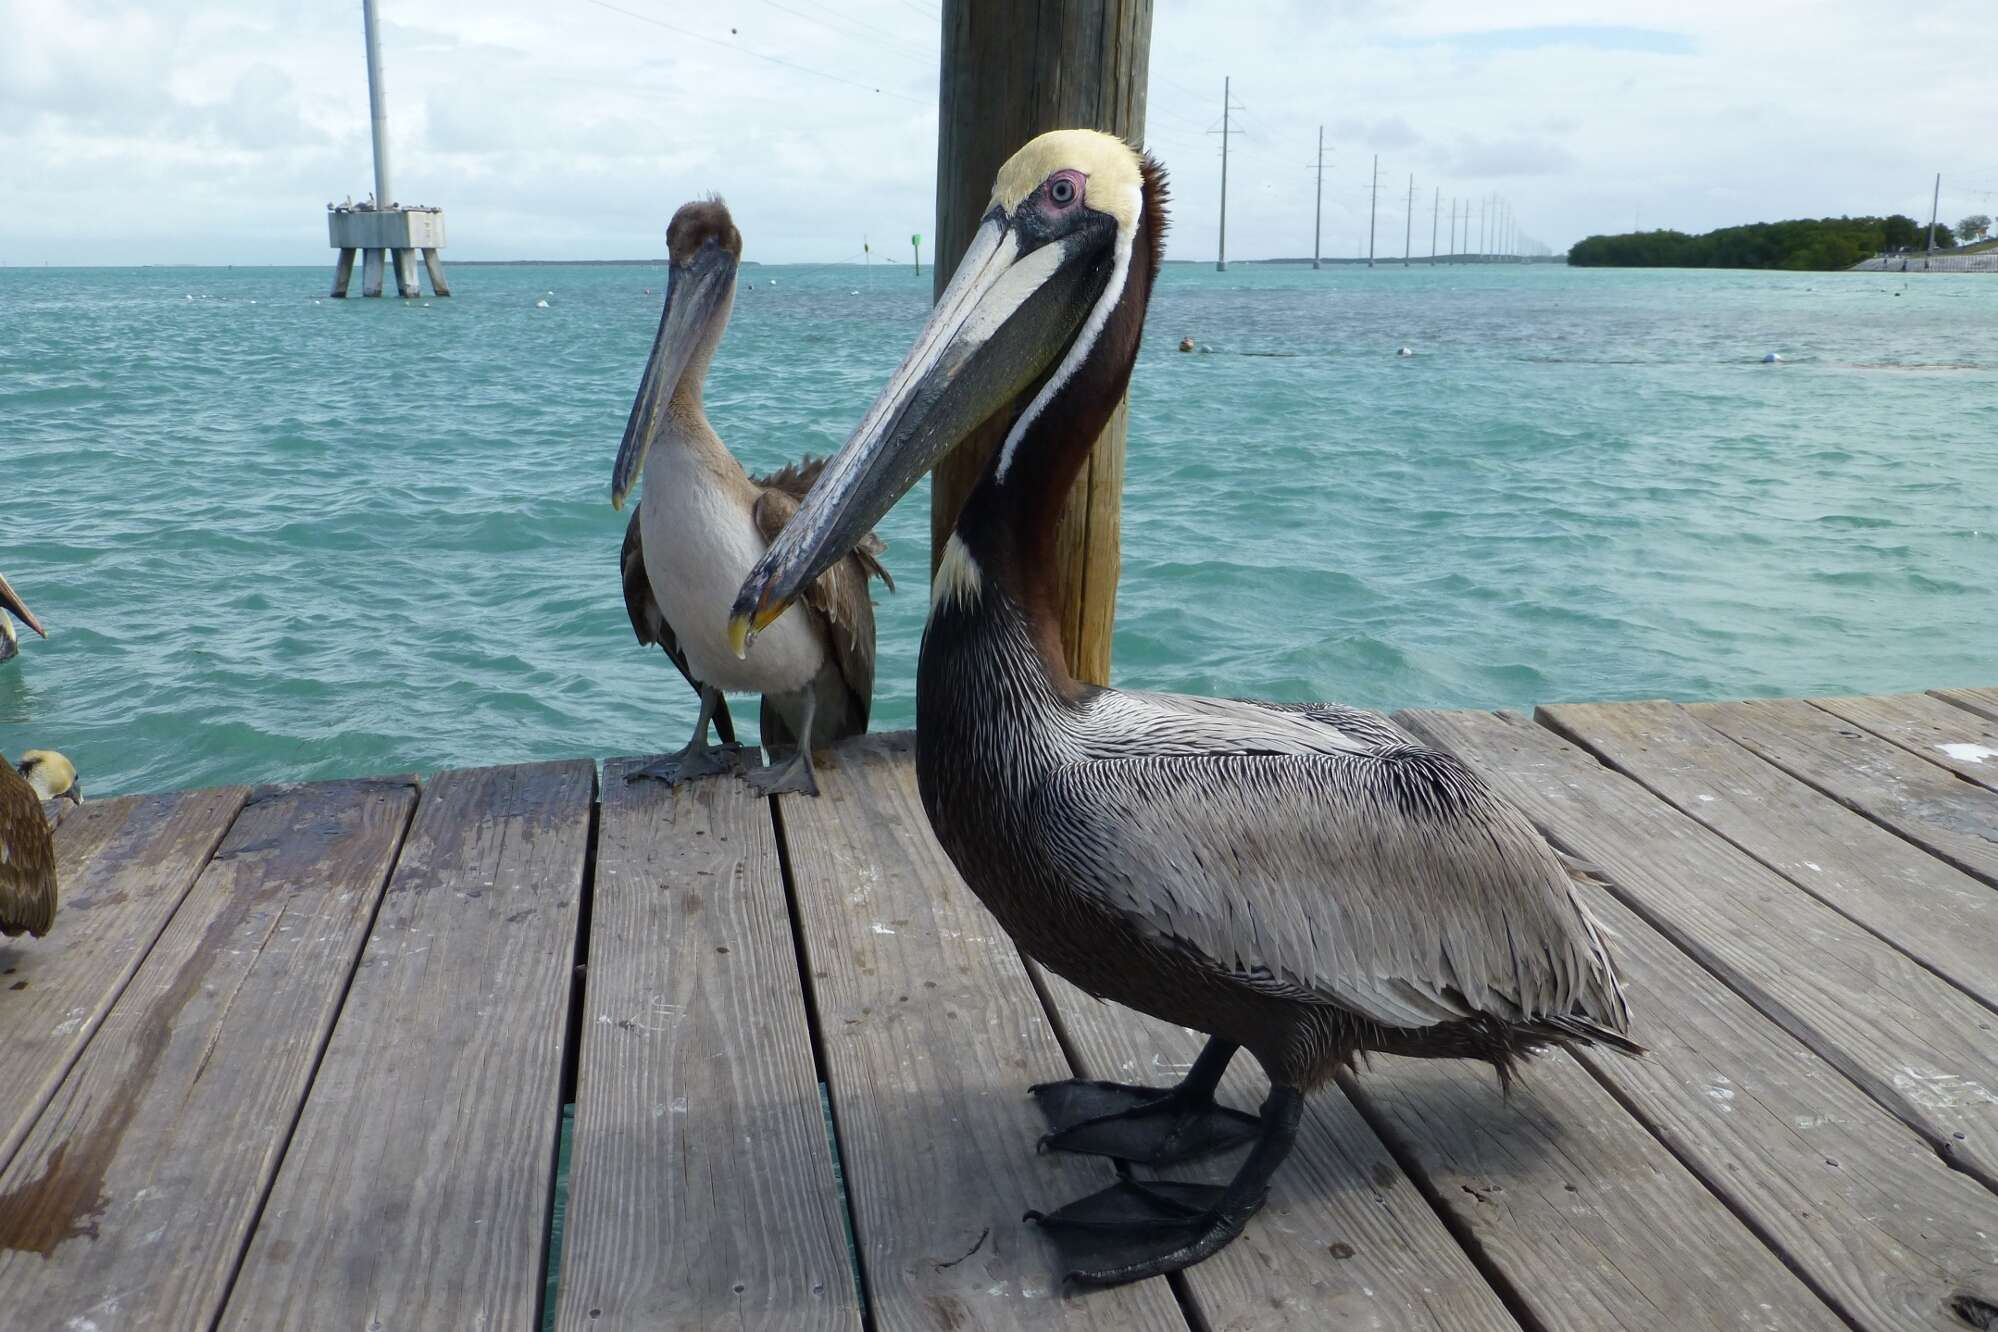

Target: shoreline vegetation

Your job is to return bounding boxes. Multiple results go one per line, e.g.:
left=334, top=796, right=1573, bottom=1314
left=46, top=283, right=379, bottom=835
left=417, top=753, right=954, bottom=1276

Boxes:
left=1568, top=215, right=1964, bottom=271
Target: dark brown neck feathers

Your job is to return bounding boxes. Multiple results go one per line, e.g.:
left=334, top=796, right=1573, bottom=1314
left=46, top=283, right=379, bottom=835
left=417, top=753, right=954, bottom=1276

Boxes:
left=957, top=158, right=1168, bottom=682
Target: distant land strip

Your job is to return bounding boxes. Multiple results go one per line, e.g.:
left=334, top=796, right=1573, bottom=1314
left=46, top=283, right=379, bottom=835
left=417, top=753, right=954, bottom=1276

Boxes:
left=1569, top=214, right=1991, bottom=271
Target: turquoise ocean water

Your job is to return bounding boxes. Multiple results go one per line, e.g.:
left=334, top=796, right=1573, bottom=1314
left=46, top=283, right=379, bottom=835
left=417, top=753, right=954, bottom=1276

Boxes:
left=3, top=260, right=1994, bottom=796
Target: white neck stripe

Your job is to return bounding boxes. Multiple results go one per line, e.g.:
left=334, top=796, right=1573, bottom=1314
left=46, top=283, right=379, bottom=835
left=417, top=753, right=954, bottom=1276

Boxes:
left=995, top=184, right=1141, bottom=483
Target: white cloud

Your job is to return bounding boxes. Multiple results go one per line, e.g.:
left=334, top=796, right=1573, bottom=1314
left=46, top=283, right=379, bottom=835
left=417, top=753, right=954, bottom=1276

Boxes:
left=1, top=0, right=1991, bottom=265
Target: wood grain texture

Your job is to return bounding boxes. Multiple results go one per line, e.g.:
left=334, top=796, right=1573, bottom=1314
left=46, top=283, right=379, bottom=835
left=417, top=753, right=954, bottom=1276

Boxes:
left=0, top=776, right=414, bottom=1331
left=775, top=733, right=1188, bottom=1331
left=1395, top=708, right=1998, bottom=1193
left=554, top=756, right=858, bottom=1332
left=1349, top=1051, right=1839, bottom=1332
left=0, top=784, right=248, bottom=1174
left=1432, top=714, right=1998, bottom=1329
left=1556, top=875, right=1998, bottom=1330
left=1033, top=967, right=1520, bottom=1331
left=930, top=0, right=1152, bottom=686
left=1540, top=699, right=1998, bottom=1010
left=222, top=762, right=594, bottom=1332
left=1813, top=691, right=1998, bottom=794
left=1690, top=697, right=1998, bottom=888
left=1934, top=687, right=1998, bottom=724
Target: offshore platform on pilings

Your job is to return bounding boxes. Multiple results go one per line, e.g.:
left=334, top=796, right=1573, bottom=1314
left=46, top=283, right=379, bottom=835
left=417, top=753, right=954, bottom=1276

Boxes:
left=328, top=0, right=448, bottom=298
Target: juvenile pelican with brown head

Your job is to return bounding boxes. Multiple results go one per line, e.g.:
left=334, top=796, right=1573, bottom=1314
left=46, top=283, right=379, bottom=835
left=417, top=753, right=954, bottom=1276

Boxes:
left=611, top=198, right=892, bottom=795
left=731, top=130, right=1636, bottom=1286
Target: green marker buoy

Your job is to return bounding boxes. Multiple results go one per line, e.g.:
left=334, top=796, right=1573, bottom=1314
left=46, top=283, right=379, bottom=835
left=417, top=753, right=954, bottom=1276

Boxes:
left=912, top=233, right=921, bottom=277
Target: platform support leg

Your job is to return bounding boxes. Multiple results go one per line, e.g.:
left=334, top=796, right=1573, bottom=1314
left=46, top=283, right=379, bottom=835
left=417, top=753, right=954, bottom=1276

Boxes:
left=392, top=247, right=420, bottom=298
left=331, top=248, right=356, bottom=297
left=421, top=247, right=451, bottom=296
left=361, top=247, right=385, bottom=298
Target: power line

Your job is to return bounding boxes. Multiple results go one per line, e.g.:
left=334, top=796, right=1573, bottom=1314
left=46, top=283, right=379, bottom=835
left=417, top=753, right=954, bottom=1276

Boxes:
left=756, top=0, right=935, bottom=64
left=580, top=0, right=927, bottom=105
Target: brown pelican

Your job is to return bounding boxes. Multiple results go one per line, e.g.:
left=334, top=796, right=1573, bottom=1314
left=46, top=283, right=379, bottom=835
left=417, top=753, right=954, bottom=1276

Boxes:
left=0, top=572, right=47, bottom=664
left=2, top=751, right=81, bottom=939
left=730, top=131, right=1637, bottom=1286
left=611, top=198, right=892, bottom=796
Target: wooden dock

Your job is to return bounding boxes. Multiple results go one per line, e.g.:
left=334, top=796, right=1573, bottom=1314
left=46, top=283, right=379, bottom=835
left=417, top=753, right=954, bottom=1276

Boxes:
left=3, top=688, right=1996, bottom=1330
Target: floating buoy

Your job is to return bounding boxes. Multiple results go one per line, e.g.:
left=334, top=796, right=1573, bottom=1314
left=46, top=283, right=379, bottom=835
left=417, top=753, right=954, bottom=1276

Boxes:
left=1761, top=352, right=1784, bottom=363
left=1179, top=337, right=1196, bottom=353
left=535, top=298, right=550, bottom=308
left=1396, top=346, right=1415, bottom=357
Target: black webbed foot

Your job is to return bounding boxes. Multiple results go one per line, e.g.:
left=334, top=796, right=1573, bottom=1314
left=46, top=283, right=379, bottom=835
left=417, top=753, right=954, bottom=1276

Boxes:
left=1025, top=1179, right=1262, bottom=1286
left=627, top=743, right=746, bottom=786
left=1030, top=1078, right=1261, bottom=1165
left=744, top=749, right=820, bottom=798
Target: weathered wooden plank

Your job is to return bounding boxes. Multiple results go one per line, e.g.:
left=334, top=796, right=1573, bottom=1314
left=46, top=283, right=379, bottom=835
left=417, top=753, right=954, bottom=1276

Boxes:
left=1540, top=700, right=1998, bottom=1010
left=1813, top=692, right=1998, bottom=794
left=0, top=785, right=248, bottom=1173
left=1350, top=1050, right=1845, bottom=1332
left=0, top=777, right=414, bottom=1331
left=1396, top=708, right=1998, bottom=1194
left=553, top=757, right=857, bottom=1332
left=1033, top=968, right=1520, bottom=1331
left=1553, top=879, right=1998, bottom=1330
left=1403, top=709, right=1998, bottom=1327
left=222, top=762, right=594, bottom=1332
left=1691, top=698, right=1998, bottom=888
left=1934, top=687, right=1998, bottom=724
left=775, top=733, right=1189, bottom=1331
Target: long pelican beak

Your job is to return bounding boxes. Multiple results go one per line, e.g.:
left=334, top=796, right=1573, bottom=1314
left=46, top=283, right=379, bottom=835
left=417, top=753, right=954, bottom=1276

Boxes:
left=610, top=239, right=738, bottom=511
left=0, top=573, right=45, bottom=640
left=728, top=206, right=1114, bottom=653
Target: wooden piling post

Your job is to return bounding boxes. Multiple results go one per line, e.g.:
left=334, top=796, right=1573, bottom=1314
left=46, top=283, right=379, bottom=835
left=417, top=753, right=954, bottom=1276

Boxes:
left=331, top=248, right=357, bottom=298
left=931, top=0, right=1151, bottom=687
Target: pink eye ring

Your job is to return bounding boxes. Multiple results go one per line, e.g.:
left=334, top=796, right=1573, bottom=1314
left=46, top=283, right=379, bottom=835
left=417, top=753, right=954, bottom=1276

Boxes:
left=1048, top=174, right=1079, bottom=206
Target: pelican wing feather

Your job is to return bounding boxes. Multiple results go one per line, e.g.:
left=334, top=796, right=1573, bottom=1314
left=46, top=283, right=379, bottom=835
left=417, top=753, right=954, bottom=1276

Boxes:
left=0, top=758, right=57, bottom=939
left=1035, top=691, right=1632, bottom=1037
left=752, top=458, right=893, bottom=733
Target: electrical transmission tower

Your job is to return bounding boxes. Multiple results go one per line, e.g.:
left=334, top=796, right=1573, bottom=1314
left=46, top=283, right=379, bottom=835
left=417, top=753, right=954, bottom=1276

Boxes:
left=1368, top=155, right=1379, bottom=268
left=1310, top=126, right=1327, bottom=270
left=1211, top=77, right=1246, bottom=271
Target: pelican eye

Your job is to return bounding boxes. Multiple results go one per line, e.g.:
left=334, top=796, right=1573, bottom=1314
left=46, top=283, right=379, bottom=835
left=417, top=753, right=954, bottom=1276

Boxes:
left=1048, top=176, right=1077, bottom=206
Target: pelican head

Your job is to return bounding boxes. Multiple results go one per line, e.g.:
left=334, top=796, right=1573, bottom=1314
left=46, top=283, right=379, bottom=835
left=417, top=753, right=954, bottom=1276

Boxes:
left=729, top=129, right=1158, bottom=653
left=18, top=750, right=81, bottom=806
left=0, top=572, right=47, bottom=664
left=610, top=197, right=744, bottom=511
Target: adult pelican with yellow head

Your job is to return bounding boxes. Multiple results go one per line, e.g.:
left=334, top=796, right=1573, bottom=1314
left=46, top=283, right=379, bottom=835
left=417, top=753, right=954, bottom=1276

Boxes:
left=730, top=130, right=1636, bottom=1286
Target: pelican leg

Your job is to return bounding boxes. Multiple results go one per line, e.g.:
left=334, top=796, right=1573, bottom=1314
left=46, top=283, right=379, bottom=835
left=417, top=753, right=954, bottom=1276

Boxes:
left=628, top=687, right=745, bottom=785
left=746, top=687, right=819, bottom=798
left=1027, top=1084, right=1302, bottom=1288
left=1031, top=1037, right=1259, bottom=1165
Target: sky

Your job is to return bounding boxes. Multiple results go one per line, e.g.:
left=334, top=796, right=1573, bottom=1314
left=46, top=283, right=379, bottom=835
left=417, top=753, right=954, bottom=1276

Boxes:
left=2, top=0, right=1993, bottom=266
